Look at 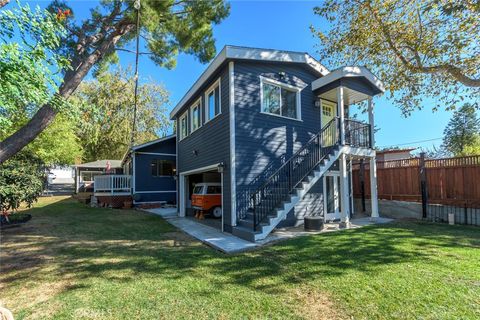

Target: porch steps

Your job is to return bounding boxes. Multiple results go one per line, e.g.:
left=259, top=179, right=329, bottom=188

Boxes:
left=232, top=146, right=342, bottom=242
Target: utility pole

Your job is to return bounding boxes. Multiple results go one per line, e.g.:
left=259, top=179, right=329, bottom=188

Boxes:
left=130, top=0, right=141, bottom=148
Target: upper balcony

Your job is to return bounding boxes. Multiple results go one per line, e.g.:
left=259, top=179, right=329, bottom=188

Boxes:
left=311, top=66, right=385, bottom=151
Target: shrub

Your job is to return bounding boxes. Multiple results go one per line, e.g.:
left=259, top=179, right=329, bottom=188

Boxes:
left=0, top=151, right=46, bottom=213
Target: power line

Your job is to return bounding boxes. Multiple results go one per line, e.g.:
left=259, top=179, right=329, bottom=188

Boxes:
left=378, top=137, right=443, bottom=148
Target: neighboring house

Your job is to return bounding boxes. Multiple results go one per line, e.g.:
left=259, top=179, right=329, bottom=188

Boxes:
left=48, top=165, right=75, bottom=184
left=170, top=45, right=383, bottom=242
left=121, top=135, right=177, bottom=205
left=376, top=148, right=415, bottom=161
left=74, top=160, right=123, bottom=193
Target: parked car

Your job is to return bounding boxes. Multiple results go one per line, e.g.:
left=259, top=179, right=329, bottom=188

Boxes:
left=47, top=172, right=56, bottom=185
left=191, top=183, right=222, bottom=219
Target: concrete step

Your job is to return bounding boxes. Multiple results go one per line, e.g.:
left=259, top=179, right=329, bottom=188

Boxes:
left=232, top=225, right=261, bottom=242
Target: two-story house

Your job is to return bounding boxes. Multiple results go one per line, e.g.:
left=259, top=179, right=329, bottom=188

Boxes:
left=171, top=46, right=383, bottom=242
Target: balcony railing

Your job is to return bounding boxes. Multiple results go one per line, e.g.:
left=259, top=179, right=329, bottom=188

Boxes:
left=94, top=175, right=131, bottom=195
left=344, top=119, right=372, bottom=148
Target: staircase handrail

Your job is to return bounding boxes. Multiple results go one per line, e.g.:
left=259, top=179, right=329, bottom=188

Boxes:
left=250, top=117, right=340, bottom=230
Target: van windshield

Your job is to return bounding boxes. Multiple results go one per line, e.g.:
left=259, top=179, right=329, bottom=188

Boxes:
left=193, top=186, right=204, bottom=194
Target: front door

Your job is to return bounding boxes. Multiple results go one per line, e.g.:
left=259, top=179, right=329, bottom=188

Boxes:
left=321, top=99, right=338, bottom=146
left=324, top=172, right=341, bottom=221
left=321, top=99, right=337, bottom=128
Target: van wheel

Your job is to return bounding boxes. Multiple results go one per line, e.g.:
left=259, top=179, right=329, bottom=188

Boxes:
left=212, top=207, right=222, bottom=218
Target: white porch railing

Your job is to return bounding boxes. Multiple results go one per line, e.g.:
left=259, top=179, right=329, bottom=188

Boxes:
left=94, top=175, right=131, bottom=195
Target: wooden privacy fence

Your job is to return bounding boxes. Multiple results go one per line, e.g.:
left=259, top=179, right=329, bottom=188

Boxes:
left=352, top=154, right=480, bottom=210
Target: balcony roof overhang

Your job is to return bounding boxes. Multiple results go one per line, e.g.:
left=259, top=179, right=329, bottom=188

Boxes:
left=312, top=66, right=385, bottom=105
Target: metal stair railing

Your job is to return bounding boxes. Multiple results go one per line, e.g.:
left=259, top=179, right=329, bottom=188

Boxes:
left=250, top=117, right=340, bottom=231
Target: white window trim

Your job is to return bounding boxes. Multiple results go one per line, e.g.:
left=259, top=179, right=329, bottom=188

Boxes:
left=190, top=97, right=202, bottom=133
left=179, top=111, right=189, bottom=141
left=204, top=78, right=222, bottom=123
left=259, top=76, right=303, bottom=121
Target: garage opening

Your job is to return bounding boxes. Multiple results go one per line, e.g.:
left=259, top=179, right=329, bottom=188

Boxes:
left=183, top=169, right=222, bottom=230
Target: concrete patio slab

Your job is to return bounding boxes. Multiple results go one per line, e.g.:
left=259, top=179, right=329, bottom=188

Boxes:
left=144, top=207, right=394, bottom=253
left=262, top=217, right=394, bottom=244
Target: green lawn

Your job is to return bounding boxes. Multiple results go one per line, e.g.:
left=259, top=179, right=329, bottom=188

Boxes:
left=1, top=196, right=479, bottom=320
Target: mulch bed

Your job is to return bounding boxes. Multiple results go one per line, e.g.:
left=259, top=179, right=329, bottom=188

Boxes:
left=0, top=213, right=32, bottom=229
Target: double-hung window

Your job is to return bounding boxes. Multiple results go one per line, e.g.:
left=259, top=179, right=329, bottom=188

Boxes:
left=191, top=99, right=201, bottom=132
left=206, top=79, right=221, bottom=122
left=261, top=78, right=300, bottom=120
left=179, top=111, right=189, bottom=140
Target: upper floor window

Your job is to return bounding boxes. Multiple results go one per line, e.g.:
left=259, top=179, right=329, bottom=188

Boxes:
left=191, top=99, right=201, bottom=132
left=261, top=78, right=301, bottom=120
left=179, top=111, right=189, bottom=140
left=151, top=159, right=176, bottom=177
left=206, top=79, right=221, bottom=122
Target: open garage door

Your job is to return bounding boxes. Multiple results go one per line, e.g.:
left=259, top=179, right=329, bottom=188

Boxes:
left=179, top=165, right=223, bottom=231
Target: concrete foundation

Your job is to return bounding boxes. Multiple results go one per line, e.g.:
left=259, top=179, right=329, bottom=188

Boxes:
left=353, top=198, right=423, bottom=219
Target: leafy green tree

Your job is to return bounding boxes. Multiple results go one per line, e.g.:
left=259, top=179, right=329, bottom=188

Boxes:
left=0, top=151, right=45, bottom=213
left=27, top=114, right=83, bottom=165
left=1, top=112, right=83, bottom=166
left=0, top=2, right=69, bottom=133
left=72, top=67, right=170, bottom=162
left=0, top=0, right=229, bottom=163
left=312, top=0, right=480, bottom=115
left=442, top=103, right=480, bottom=156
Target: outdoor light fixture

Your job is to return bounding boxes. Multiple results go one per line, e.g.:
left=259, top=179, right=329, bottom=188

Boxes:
left=314, top=99, right=321, bottom=107
left=192, top=150, right=198, bottom=156
left=217, top=162, right=225, bottom=173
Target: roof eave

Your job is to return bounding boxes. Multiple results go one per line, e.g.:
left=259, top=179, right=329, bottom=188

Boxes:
left=169, top=46, right=329, bottom=119
left=311, top=66, right=385, bottom=93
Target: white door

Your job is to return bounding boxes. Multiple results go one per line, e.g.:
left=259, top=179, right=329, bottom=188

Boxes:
left=324, top=172, right=341, bottom=221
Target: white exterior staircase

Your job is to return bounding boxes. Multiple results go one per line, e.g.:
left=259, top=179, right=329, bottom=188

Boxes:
left=232, top=117, right=374, bottom=242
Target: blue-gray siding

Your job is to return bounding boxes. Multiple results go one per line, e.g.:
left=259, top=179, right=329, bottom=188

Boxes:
left=176, top=64, right=232, bottom=228
left=233, top=61, right=323, bottom=217
left=132, top=137, right=177, bottom=203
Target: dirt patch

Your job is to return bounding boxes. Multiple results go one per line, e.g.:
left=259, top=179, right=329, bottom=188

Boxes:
left=292, top=287, right=344, bottom=320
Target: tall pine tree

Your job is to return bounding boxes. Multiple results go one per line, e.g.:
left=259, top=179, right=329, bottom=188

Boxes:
left=442, top=103, right=480, bottom=156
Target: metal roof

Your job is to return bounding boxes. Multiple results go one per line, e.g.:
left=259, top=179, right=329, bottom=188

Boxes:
left=75, top=160, right=122, bottom=168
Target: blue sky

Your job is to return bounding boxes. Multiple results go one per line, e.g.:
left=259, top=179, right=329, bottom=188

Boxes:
left=29, top=0, right=455, bottom=152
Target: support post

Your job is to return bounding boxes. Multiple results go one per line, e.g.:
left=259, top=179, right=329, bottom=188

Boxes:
left=337, top=86, right=345, bottom=145
left=339, top=153, right=351, bottom=228
left=360, top=158, right=366, bottom=212
left=420, top=152, right=428, bottom=218
left=368, top=98, right=375, bottom=148
left=369, top=156, right=379, bottom=219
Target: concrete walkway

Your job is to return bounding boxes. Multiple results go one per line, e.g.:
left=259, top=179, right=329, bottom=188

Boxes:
left=144, top=207, right=394, bottom=254
left=144, top=207, right=257, bottom=253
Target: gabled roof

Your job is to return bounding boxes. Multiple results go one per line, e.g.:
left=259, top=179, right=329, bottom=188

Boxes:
left=170, top=45, right=329, bottom=119
left=75, top=160, right=122, bottom=169
left=131, top=135, right=176, bottom=151
left=311, top=66, right=385, bottom=93
left=121, top=135, right=177, bottom=164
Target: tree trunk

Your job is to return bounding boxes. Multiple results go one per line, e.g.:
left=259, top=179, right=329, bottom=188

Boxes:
left=0, top=24, right=133, bottom=164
